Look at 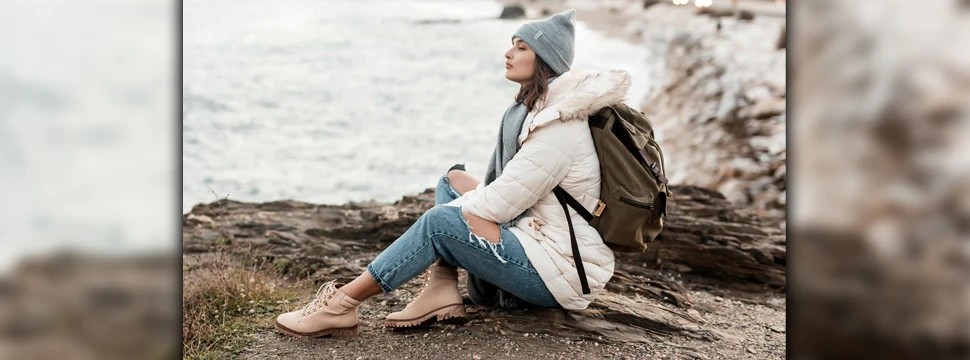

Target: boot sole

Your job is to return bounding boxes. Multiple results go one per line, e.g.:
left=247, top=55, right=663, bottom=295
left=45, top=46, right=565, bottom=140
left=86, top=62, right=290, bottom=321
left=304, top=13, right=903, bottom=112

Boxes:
left=274, top=320, right=360, bottom=338
left=384, top=303, right=467, bottom=329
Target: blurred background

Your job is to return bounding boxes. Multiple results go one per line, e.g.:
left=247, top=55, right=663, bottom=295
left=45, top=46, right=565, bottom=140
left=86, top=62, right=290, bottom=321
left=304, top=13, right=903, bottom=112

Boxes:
left=0, top=0, right=176, bottom=275
left=1, top=0, right=968, bottom=358
left=0, top=0, right=180, bottom=358
left=790, top=1, right=970, bottom=359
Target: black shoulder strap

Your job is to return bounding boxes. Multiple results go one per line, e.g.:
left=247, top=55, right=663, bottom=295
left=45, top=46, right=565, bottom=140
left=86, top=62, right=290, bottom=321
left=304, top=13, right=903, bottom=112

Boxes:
left=553, top=186, right=594, bottom=222
left=553, top=186, right=591, bottom=295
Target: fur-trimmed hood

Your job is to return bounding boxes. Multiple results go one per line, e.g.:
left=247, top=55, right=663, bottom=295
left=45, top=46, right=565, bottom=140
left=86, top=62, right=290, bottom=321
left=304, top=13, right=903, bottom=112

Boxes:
left=526, top=69, right=631, bottom=131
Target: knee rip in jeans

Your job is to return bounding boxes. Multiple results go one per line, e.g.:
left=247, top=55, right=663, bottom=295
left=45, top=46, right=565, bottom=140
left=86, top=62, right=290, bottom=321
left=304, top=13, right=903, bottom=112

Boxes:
left=441, top=175, right=462, bottom=199
left=458, top=205, right=507, bottom=264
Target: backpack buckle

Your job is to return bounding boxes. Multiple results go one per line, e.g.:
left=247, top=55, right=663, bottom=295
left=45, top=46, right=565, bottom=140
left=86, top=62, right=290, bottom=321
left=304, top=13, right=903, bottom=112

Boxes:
left=592, top=201, right=606, bottom=217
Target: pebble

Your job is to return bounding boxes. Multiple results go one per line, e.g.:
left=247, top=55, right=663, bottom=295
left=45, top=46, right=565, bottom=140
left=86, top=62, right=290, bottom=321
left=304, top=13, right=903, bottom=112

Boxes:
left=686, top=309, right=705, bottom=323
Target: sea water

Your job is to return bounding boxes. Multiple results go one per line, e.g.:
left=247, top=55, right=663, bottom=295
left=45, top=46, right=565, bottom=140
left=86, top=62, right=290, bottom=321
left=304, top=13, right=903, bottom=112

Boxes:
left=183, top=0, right=652, bottom=212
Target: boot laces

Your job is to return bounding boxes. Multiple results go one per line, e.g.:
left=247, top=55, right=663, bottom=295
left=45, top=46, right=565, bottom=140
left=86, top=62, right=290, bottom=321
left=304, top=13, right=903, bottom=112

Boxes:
left=300, top=280, right=338, bottom=317
left=406, top=270, right=433, bottom=308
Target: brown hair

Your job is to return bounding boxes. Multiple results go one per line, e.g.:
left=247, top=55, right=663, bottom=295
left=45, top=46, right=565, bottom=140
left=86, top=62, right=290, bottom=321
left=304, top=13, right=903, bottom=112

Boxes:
left=514, top=56, right=557, bottom=112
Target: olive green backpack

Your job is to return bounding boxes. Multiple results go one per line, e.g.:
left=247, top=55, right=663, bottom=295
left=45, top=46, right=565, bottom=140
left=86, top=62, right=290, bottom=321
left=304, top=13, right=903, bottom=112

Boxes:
left=552, top=103, right=670, bottom=294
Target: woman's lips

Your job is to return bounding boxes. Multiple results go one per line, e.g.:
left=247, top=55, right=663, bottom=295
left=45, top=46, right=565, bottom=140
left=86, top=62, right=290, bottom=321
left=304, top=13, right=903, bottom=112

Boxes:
left=505, top=63, right=512, bottom=69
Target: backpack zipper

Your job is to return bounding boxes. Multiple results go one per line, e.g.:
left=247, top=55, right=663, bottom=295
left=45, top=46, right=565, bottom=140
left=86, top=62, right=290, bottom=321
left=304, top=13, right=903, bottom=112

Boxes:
left=619, top=196, right=654, bottom=209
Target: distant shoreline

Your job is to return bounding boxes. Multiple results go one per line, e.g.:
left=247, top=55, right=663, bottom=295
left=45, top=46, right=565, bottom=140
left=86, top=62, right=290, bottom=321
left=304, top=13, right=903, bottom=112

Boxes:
left=495, top=0, right=653, bottom=45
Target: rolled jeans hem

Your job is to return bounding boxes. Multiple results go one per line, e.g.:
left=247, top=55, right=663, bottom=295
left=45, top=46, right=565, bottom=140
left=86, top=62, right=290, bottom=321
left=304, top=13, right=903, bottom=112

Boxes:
left=367, top=263, right=394, bottom=293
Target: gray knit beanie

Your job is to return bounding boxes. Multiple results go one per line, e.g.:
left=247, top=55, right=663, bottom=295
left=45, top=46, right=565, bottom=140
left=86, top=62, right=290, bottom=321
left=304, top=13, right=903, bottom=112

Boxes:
left=511, top=9, right=576, bottom=75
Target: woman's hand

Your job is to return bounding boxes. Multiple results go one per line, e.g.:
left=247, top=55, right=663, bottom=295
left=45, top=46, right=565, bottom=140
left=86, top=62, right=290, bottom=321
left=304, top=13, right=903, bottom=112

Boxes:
left=447, top=168, right=501, bottom=244
left=462, top=208, right=502, bottom=245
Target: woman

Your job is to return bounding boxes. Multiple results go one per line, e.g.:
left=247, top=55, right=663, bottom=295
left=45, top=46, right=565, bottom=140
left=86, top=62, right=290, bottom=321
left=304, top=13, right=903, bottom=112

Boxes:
left=275, top=9, right=631, bottom=338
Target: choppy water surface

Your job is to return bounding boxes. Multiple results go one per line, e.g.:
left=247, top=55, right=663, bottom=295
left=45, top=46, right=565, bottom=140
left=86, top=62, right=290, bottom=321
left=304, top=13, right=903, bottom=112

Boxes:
left=183, top=0, right=651, bottom=212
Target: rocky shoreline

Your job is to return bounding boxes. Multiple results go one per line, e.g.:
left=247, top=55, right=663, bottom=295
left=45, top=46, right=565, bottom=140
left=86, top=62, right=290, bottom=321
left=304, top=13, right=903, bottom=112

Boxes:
left=180, top=182, right=785, bottom=359
left=184, top=184, right=785, bottom=293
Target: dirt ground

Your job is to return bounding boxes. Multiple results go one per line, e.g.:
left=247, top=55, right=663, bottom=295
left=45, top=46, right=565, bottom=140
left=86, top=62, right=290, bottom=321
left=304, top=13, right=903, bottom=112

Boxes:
left=236, top=272, right=785, bottom=360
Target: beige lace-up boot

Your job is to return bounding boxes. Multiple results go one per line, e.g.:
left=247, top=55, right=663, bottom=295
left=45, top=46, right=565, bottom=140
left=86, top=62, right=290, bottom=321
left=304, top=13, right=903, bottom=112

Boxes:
left=384, top=259, right=466, bottom=328
left=275, top=280, right=362, bottom=338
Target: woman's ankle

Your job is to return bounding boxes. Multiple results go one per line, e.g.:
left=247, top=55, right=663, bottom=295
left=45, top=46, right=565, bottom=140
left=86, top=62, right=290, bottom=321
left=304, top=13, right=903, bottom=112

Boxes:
left=340, top=271, right=384, bottom=301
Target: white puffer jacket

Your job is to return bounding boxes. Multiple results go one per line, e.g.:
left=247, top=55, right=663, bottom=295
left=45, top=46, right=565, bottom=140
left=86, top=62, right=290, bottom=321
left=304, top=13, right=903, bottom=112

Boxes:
left=444, top=69, right=631, bottom=310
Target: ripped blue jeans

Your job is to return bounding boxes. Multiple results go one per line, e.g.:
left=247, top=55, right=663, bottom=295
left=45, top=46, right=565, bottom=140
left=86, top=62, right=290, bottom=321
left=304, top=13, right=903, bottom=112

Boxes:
left=366, top=171, right=560, bottom=308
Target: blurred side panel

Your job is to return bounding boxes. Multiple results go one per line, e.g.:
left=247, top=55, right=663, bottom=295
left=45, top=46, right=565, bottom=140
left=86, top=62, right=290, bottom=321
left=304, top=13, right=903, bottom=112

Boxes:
left=791, top=0, right=970, bottom=359
left=0, top=0, right=179, bottom=358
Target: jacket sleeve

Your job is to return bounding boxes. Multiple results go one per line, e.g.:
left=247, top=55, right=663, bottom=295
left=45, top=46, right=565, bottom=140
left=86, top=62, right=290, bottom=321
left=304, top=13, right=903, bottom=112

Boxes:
left=460, top=121, right=577, bottom=224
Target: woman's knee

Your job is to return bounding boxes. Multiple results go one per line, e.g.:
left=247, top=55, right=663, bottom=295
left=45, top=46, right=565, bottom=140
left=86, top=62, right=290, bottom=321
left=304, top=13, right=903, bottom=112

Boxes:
left=445, top=169, right=462, bottom=182
left=446, top=170, right=480, bottom=195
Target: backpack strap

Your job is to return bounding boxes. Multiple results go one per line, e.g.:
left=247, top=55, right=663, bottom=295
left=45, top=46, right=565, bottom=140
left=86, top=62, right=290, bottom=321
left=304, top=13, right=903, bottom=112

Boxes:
left=637, top=149, right=668, bottom=185
left=553, top=186, right=591, bottom=295
left=553, top=186, right=595, bottom=222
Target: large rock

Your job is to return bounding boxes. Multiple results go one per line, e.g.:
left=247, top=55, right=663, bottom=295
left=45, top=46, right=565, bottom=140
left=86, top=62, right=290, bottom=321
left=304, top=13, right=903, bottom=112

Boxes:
left=499, top=5, right=526, bottom=19
left=737, top=9, right=755, bottom=21
left=641, top=18, right=787, bottom=220
left=697, top=7, right=734, bottom=18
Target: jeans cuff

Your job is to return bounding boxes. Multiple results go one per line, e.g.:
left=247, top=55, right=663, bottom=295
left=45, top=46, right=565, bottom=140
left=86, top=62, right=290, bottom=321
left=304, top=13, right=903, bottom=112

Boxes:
left=366, top=263, right=393, bottom=293
left=442, top=177, right=462, bottom=199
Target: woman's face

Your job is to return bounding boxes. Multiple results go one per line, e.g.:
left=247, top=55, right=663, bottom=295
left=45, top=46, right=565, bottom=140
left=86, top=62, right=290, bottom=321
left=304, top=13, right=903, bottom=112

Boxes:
left=505, top=38, right=536, bottom=84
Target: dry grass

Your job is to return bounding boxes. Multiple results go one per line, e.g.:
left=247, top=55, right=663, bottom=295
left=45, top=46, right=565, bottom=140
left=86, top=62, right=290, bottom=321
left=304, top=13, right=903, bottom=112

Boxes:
left=182, top=191, right=321, bottom=359
left=182, top=255, right=305, bottom=360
